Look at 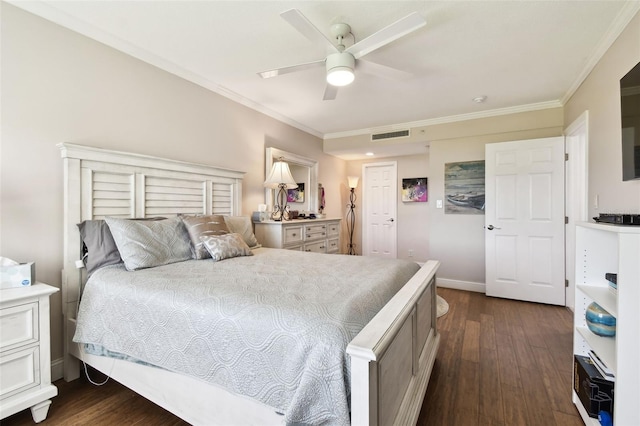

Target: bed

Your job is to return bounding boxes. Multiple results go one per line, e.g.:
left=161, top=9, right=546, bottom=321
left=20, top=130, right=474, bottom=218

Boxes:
left=59, top=143, right=440, bottom=425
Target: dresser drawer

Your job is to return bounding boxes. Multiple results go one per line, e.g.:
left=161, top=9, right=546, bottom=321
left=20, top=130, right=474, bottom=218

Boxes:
left=304, top=224, right=327, bottom=241
left=0, top=345, right=40, bottom=400
left=327, top=222, right=340, bottom=237
left=254, top=219, right=341, bottom=254
left=304, top=240, right=327, bottom=253
left=327, top=238, right=340, bottom=254
left=0, top=302, right=38, bottom=352
left=283, top=226, right=304, bottom=245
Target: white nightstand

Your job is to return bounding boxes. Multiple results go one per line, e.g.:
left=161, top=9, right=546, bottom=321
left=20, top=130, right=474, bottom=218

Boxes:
left=0, top=283, right=59, bottom=423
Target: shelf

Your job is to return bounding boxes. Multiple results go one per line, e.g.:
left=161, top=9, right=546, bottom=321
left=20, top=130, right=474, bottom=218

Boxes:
left=572, top=391, right=601, bottom=426
left=576, top=326, right=617, bottom=373
left=577, top=284, right=617, bottom=317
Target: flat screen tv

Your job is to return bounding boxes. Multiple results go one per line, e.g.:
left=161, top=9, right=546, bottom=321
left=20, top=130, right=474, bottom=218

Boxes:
left=621, top=61, right=640, bottom=180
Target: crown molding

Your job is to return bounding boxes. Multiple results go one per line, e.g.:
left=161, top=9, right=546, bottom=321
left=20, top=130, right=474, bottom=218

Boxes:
left=7, top=0, right=324, bottom=139
left=9, top=0, right=638, bottom=143
left=323, top=100, right=563, bottom=140
left=560, top=1, right=640, bottom=105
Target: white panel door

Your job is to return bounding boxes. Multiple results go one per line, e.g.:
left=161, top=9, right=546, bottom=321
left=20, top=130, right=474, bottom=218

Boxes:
left=363, top=162, right=397, bottom=258
left=485, top=137, right=565, bottom=305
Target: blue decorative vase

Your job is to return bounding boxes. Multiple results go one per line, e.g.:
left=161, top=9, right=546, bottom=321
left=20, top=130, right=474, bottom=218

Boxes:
left=585, top=302, right=616, bottom=337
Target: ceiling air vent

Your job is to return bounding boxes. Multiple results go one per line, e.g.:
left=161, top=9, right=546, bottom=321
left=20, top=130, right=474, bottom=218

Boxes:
left=371, top=129, right=410, bottom=141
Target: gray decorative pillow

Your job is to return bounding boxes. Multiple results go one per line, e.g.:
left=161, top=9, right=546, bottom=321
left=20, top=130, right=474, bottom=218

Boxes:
left=105, top=216, right=192, bottom=271
left=224, top=216, right=261, bottom=249
left=77, top=217, right=166, bottom=276
left=77, top=220, right=122, bottom=276
left=200, top=233, right=254, bottom=261
left=181, top=215, right=230, bottom=259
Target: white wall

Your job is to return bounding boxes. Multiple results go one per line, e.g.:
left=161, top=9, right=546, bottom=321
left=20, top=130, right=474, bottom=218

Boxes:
left=427, top=110, right=564, bottom=288
left=0, top=4, right=346, bottom=366
left=564, top=11, right=640, bottom=215
left=343, top=109, right=564, bottom=287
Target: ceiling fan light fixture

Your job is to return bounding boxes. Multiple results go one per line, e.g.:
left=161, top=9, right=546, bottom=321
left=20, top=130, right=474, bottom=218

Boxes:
left=327, top=67, right=354, bottom=86
left=326, top=52, right=355, bottom=87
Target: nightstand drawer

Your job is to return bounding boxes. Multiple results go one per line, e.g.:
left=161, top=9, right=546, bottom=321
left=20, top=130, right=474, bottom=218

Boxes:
left=0, top=302, right=38, bottom=352
left=0, top=345, right=40, bottom=400
left=283, top=226, right=303, bottom=245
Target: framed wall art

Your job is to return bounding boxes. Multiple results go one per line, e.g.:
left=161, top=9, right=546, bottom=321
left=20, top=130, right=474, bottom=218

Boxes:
left=402, top=178, right=428, bottom=202
left=287, top=183, right=304, bottom=203
left=444, top=160, right=485, bottom=214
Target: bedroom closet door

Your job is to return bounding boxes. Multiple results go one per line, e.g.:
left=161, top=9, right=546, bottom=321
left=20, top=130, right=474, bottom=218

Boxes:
left=485, top=137, right=565, bottom=306
left=362, top=161, right=397, bottom=258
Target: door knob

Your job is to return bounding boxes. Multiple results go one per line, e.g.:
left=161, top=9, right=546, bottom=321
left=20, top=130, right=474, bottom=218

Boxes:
left=387, top=218, right=395, bottom=222
left=486, top=224, right=501, bottom=230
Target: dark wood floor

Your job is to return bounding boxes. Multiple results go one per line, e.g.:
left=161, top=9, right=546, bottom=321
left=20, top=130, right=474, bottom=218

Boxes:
left=3, top=288, right=581, bottom=426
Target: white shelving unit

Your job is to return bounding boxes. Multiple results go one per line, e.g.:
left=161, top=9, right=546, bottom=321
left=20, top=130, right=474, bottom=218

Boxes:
left=573, top=222, right=640, bottom=426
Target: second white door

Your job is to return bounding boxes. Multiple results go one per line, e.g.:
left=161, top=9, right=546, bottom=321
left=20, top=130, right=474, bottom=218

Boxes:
left=485, top=137, right=565, bottom=305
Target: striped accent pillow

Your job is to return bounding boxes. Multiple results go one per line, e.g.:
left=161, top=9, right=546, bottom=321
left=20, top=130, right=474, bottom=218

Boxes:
left=181, top=215, right=230, bottom=259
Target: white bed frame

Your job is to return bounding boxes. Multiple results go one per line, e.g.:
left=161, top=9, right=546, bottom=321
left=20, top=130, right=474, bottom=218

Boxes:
left=59, top=143, right=440, bottom=425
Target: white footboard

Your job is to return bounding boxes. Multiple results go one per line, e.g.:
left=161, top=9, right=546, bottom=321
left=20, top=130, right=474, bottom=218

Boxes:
left=347, top=260, right=440, bottom=426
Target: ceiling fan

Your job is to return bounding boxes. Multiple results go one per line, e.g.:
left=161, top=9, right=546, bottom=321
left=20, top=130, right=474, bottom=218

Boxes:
left=258, top=9, right=426, bottom=100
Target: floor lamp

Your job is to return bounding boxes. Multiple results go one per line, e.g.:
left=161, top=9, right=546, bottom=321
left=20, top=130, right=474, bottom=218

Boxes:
left=346, top=176, right=358, bottom=255
left=264, top=158, right=298, bottom=221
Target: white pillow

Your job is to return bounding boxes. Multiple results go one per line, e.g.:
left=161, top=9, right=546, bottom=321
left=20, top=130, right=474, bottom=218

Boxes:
left=200, top=233, right=253, bottom=261
left=105, top=216, right=192, bottom=271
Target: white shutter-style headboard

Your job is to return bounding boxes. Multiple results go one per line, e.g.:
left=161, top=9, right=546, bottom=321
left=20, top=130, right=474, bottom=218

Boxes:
left=58, top=143, right=244, bottom=378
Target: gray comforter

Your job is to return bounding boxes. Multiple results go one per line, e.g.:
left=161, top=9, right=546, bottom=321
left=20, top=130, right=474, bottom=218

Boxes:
left=73, top=248, right=419, bottom=425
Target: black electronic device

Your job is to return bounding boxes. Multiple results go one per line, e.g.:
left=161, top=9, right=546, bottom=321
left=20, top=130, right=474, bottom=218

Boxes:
left=621, top=61, right=640, bottom=181
left=593, top=213, right=640, bottom=225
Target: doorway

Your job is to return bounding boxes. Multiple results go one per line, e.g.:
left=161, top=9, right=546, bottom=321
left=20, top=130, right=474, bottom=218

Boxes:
left=564, top=111, right=589, bottom=311
left=362, top=161, right=397, bottom=258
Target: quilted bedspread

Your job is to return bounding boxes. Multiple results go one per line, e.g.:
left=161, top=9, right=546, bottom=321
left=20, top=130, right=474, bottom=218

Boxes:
left=73, top=248, right=420, bottom=425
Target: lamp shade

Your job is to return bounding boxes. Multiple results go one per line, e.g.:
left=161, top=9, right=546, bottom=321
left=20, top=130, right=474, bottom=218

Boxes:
left=348, top=176, right=359, bottom=189
left=264, top=160, right=298, bottom=189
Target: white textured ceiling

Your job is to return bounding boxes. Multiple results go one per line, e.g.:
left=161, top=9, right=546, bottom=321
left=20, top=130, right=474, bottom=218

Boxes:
left=11, top=1, right=640, bottom=159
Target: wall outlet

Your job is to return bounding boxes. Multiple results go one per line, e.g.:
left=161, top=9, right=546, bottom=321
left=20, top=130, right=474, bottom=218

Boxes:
left=408, top=249, right=414, bottom=257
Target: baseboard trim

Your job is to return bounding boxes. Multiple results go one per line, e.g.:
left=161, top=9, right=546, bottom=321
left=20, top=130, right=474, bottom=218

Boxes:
left=436, top=278, right=485, bottom=293
left=52, top=357, right=65, bottom=382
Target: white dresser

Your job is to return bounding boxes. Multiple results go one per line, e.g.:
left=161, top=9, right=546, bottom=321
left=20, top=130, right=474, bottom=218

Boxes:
left=0, top=283, right=59, bottom=423
left=254, top=218, right=341, bottom=253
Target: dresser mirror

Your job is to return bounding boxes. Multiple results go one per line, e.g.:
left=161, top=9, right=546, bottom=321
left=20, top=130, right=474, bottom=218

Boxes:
left=265, top=147, right=318, bottom=214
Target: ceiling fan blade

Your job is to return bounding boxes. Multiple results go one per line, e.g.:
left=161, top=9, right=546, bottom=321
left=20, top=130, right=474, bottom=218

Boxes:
left=357, top=59, right=413, bottom=80
left=346, top=12, right=426, bottom=60
left=281, top=9, right=339, bottom=53
left=258, top=59, right=325, bottom=79
left=323, top=84, right=338, bottom=101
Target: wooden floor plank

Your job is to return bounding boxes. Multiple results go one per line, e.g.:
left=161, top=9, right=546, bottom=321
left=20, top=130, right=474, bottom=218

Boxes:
left=461, top=320, right=480, bottom=362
